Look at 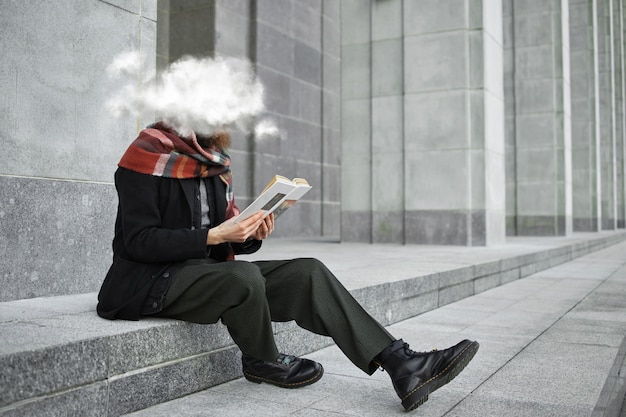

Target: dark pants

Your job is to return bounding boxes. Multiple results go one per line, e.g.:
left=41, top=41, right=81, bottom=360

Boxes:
left=152, top=257, right=395, bottom=374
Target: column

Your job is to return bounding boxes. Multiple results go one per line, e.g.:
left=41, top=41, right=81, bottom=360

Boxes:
left=569, top=0, right=602, bottom=231
left=598, top=0, right=618, bottom=229
left=341, top=0, right=373, bottom=242
left=504, top=0, right=518, bottom=235
left=613, top=0, right=626, bottom=227
left=371, top=0, right=405, bottom=243
left=510, top=0, right=573, bottom=236
left=403, top=0, right=506, bottom=245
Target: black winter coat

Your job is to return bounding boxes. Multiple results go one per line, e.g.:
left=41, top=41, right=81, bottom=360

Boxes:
left=97, top=167, right=261, bottom=320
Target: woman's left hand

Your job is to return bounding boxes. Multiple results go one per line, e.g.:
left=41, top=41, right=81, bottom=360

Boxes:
left=251, top=213, right=275, bottom=240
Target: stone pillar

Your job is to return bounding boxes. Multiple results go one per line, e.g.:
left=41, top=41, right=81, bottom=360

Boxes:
left=156, top=0, right=216, bottom=70
left=613, top=0, right=626, bottom=227
left=402, top=0, right=506, bottom=245
left=320, top=0, right=342, bottom=238
left=341, top=0, right=373, bottom=242
left=598, top=0, right=618, bottom=229
left=509, top=0, right=573, bottom=236
left=569, top=0, right=602, bottom=231
left=504, top=0, right=518, bottom=235
left=371, top=0, right=405, bottom=243
left=341, top=0, right=506, bottom=246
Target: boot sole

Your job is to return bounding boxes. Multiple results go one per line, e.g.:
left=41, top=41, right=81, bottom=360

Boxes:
left=402, top=340, right=479, bottom=412
left=243, top=364, right=324, bottom=389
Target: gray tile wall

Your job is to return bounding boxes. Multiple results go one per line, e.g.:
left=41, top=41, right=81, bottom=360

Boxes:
left=0, top=0, right=156, bottom=301
left=341, top=0, right=506, bottom=245
left=1, top=0, right=340, bottom=300
left=370, top=0, right=404, bottom=243
left=569, top=0, right=602, bottom=232
left=507, top=0, right=573, bottom=236
left=190, top=0, right=341, bottom=239
left=504, top=0, right=517, bottom=235
left=340, top=0, right=373, bottom=243
left=610, top=0, right=626, bottom=228
left=598, top=0, right=618, bottom=229
left=4, top=0, right=626, bottom=301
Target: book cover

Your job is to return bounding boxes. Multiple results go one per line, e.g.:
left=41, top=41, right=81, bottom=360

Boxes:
left=232, top=175, right=312, bottom=223
left=272, top=178, right=311, bottom=219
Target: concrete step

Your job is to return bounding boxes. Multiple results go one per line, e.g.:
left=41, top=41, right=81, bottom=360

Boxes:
left=125, top=240, right=626, bottom=417
left=1, top=231, right=626, bottom=416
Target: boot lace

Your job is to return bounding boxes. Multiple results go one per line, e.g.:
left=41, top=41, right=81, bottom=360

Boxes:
left=277, top=353, right=296, bottom=366
left=374, top=342, right=438, bottom=371
left=402, top=341, right=439, bottom=356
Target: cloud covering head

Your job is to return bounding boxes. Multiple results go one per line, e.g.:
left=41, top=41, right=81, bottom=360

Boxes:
left=106, top=53, right=270, bottom=137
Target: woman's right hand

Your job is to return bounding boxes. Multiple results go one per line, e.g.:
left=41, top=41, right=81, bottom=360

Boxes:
left=206, top=211, right=266, bottom=245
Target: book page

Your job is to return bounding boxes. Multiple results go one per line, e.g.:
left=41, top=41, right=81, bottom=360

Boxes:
left=232, top=178, right=295, bottom=223
left=232, top=175, right=311, bottom=223
left=273, top=183, right=312, bottom=219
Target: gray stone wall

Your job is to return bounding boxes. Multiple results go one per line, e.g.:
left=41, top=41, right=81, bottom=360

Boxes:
left=504, top=0, right=517, bottom=235
left=4, top=0, right=626, bottom=303
left=252, top=0, right=341, bottom=240
left=613, top=0, right=626, bottom=228
left=0, top=0, right=340, bottom=302
left=370, top=0, right=405, bottom=244
left=598, top=0, right=618, bottom=229
left=401, top=0, right=506, bottom=246
left=341, top=0, right=506, bottom=246
left=569, top=0, right=602, bottom=232
left=340, top=0, right=373, bottom=242
left=342, top=0, right=624, bottom=243
left=157, top=0, right=341, bottom=239
left=506, top=0, right=573, bottom=236
left=0, top=0, right=156, bottom=301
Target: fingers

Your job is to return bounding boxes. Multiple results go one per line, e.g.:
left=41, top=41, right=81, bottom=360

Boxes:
left=244, top=212, right=276, bottom=241
left=244, top=211, right=266, bottom=227
left=260, top=214, right=275, bottom=239
left=216, top=211, right=277, bottom=243
left=253, top=220, right=269, bottom=240
left=266, top=213, right=275, bottom=232
left=216, top=212, right=266, bottom=243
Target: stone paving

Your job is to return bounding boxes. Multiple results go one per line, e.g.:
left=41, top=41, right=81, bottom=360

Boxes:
left=124, top=239, right=626, bottom=417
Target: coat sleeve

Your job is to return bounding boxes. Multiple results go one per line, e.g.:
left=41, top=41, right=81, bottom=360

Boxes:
left=115, top=168, right=209, bottom=263
left=232, top=239, right=262, bottom=255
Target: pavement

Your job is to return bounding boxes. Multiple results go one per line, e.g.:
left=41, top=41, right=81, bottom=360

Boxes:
left=122, top=237, right=626, bottom=417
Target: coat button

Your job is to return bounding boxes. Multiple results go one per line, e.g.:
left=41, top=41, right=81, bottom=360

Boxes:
left=163, top=272, right=170, bottom=278
left=152, top=302, right=158, bottom=308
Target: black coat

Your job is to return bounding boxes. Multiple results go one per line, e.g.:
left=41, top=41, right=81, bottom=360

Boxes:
left=97, top=167, right=261, bottom=320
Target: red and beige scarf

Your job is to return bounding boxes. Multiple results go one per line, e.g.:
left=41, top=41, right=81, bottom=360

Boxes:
left=118, top=122, right=239, bottom=219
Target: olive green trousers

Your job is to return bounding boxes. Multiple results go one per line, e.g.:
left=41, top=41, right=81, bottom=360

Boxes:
left=152, top=257, right=395, bottom=374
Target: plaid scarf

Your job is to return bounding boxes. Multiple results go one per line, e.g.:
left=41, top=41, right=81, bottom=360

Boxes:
left=118, top=122, right=239, bottom=221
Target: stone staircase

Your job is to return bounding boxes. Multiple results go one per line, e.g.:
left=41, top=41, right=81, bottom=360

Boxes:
left=2, top=231, right=626, bottom=416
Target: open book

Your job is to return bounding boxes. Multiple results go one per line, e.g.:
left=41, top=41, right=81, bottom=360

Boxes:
left=232, top=175, right=312, bottom=223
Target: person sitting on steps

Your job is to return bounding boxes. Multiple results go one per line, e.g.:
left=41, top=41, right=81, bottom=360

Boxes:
left=97, top=56, right=479, bottom=412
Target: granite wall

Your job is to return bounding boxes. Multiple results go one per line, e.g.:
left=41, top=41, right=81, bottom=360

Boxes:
left=0, top=0, right=341, bottom=302
left=0, top=0, right=156, bottom=301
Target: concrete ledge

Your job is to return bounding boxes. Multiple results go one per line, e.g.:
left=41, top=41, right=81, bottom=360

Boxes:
left=594, top=333, right=626, bottom=416
left=1, top=231, right=626, bottom=416
left=122, top=241, right=626, bottom=416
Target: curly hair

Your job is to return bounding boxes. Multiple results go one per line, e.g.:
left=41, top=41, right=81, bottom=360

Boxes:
left=196, top=131, right=231, bottom=150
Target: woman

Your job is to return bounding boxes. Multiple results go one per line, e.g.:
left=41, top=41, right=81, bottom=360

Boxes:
left=99, top=56, right=478, bottom=411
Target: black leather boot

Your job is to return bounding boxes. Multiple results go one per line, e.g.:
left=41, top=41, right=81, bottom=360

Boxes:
left=378, top=339, right=479, bottom=411
left=242, top=353, right=324, bottom=388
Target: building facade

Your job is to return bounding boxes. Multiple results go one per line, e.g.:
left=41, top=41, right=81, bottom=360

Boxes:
left=1, top=0, right=625, bottom=302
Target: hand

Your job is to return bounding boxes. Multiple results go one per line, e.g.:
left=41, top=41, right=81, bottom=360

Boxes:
left=250, top=213, right=274, bottom=241
left=206, top=211, right=266, bottom=245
